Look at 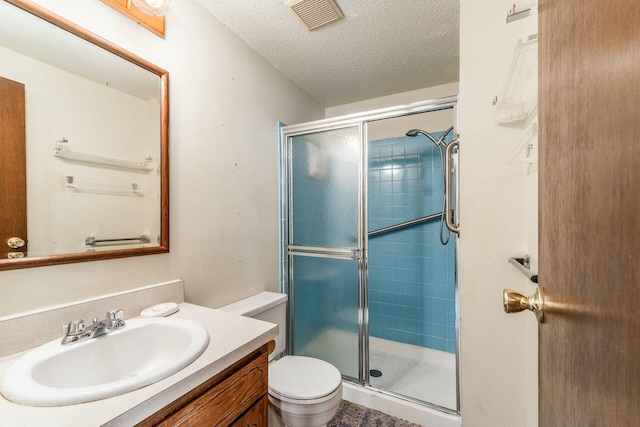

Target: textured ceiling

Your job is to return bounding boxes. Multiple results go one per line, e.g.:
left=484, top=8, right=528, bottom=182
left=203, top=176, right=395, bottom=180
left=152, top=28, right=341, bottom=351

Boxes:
left=194, top=0, right=460, bottom=107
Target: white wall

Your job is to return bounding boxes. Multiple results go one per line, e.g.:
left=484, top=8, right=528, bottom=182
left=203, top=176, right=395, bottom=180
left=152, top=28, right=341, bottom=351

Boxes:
left=458, top=1, right=538, bottom=426
left=0, top=0, right=323, bottom=316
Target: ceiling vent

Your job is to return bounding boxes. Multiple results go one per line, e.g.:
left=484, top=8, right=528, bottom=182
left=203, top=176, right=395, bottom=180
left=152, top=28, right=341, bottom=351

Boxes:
left=290, top=0, right=343, bottom=31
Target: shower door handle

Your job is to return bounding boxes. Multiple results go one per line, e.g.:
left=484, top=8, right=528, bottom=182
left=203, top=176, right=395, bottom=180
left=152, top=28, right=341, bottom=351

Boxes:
left=445, top=139, right=459, bottom=235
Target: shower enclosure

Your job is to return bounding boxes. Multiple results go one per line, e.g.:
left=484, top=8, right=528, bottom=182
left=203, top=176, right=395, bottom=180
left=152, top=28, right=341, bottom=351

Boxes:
left=279, top=97, right=459, bottom=413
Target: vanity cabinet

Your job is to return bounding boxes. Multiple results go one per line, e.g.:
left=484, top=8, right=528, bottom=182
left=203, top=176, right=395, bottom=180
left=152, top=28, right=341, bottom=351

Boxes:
left=230, top=396, right=267, bottom=427
left=137, top=341, right=273, bottom=427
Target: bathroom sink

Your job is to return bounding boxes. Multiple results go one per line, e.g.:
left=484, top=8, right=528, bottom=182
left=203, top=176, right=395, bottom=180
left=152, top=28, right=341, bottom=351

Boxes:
left=0, top=317, right=209, bottom=406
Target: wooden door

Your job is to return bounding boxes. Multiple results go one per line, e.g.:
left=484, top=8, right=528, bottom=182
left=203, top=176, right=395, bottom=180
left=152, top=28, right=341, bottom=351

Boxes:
left=0, top=76, right=27, bottom=259
left=538, top=0, right=640, bottom=425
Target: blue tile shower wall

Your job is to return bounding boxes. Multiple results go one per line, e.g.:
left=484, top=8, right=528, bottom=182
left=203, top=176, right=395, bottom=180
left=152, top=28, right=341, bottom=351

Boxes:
left=368, top=134, right=456, bottom=353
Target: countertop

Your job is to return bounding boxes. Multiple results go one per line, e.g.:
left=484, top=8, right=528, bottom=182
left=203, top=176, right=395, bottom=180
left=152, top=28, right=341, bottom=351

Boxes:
left=0, top=303, right=278, bottom=426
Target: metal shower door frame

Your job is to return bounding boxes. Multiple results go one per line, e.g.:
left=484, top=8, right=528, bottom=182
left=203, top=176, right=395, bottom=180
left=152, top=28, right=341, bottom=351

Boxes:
left=280, top=95, right=460, bottom=405
left=282, top=121, right=366, bottom=383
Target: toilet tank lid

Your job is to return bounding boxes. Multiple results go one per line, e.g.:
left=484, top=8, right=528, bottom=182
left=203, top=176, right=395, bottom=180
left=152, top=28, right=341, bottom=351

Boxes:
left=217, top=291, right=287, bottom=317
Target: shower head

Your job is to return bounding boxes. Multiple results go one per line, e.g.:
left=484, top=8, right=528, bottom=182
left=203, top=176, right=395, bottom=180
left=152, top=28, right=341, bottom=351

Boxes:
left=405, top=129, right=442, bottom=147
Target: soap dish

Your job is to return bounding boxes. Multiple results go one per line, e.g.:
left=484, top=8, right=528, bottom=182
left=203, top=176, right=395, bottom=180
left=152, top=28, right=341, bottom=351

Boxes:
left=140, top=302, right=179, bottom=317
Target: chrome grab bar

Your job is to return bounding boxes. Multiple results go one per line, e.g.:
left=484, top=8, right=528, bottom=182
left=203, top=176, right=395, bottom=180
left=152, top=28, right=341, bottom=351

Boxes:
left=368, top=211, right=443, bottom=237
left=85, top=235, right=150, bottom=246
left=287, top=245, right=357, bottom=260
left=445, top=139, right=460, bottom=235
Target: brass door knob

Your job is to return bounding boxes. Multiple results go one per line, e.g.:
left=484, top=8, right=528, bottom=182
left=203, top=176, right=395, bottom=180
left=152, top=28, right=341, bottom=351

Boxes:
left=7, top=252, right=25, bottom=259
left=503, top=286, right=544, bottom=323
left=7, top=237, right=25, bottom=249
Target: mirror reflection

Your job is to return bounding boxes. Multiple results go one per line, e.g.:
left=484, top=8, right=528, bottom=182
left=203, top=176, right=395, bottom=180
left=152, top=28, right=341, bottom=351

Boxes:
left=0, top=0, right=168, bottom=269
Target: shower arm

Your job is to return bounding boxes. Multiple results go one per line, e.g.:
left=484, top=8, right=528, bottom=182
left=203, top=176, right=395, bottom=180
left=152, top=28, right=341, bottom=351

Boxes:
left=445, top=139, right=460, bottom=235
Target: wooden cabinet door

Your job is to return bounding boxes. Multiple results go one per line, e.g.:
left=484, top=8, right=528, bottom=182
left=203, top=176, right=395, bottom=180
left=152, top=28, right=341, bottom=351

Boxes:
left=137, top=345, right=269, bottom=427
left=231, top=396, right=267, bottom=427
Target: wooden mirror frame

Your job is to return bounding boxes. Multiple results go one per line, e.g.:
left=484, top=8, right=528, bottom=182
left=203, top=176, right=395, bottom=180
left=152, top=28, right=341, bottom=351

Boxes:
left=1, top=0, right=169, bottom=270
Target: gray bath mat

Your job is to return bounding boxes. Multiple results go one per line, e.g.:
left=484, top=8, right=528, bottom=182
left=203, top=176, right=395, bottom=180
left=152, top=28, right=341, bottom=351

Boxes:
left=328, top=400, right=423, bottom=427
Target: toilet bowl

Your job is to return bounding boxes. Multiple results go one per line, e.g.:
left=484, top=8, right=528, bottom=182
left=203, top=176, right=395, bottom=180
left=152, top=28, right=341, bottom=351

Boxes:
left=269, top=355, right=342, bottom=427
left=219, top=292, right=343, bottom=427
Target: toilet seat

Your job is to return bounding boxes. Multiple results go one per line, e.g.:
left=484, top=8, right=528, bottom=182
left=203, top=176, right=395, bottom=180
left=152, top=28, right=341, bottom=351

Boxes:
left=269, top=356, right=342, bottom=401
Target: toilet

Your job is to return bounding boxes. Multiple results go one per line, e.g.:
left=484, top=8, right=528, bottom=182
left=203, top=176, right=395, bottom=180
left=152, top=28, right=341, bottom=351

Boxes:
left=219, top=292, right=343, bottom=427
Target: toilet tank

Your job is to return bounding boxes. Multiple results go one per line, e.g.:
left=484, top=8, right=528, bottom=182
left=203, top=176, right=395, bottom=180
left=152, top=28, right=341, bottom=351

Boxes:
left=218, top=291, right=287, bottom=359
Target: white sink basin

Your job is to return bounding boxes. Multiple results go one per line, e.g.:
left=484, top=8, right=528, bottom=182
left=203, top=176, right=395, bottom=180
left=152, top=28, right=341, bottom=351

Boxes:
left=0, top=317, right=209, bottom=406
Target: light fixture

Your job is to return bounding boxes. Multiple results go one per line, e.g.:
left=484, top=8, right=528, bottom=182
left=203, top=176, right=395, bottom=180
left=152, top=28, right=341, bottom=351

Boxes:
left=129, top=0, right=172, bottom=16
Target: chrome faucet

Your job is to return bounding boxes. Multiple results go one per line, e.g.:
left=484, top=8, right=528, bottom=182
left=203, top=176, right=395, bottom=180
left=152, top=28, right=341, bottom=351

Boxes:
left=61, top=309, right=126, bottom=345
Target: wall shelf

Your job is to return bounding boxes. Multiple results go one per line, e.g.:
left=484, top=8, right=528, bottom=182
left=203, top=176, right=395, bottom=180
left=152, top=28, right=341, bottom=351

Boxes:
left=54, top=145, right=153, bottom=172
left=496, top=34, right=538, bottom=124
left=506, top=3, right=538, bottom=23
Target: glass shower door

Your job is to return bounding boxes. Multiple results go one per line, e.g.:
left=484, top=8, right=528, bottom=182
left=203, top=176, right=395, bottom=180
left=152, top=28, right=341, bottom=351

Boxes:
left=286, top=125, right=363, bottom=381
left=281, top=98, right=460, bottom=414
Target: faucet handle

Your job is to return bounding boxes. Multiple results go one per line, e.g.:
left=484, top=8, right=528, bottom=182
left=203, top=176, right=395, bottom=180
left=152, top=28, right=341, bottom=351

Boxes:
left=62, top=320, right=85, bottom=336
left=105, top=309, right=124, bottom=320
left=106, top=309, right=125, bottom=329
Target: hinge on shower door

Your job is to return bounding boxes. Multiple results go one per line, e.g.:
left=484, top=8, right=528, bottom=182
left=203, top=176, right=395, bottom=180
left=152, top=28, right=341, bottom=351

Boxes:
left=351, top=249, right=363, bottom=261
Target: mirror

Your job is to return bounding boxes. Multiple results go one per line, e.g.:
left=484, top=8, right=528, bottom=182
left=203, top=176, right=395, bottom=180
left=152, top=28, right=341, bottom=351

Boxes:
left=0, top=0, right=169, bottom=270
